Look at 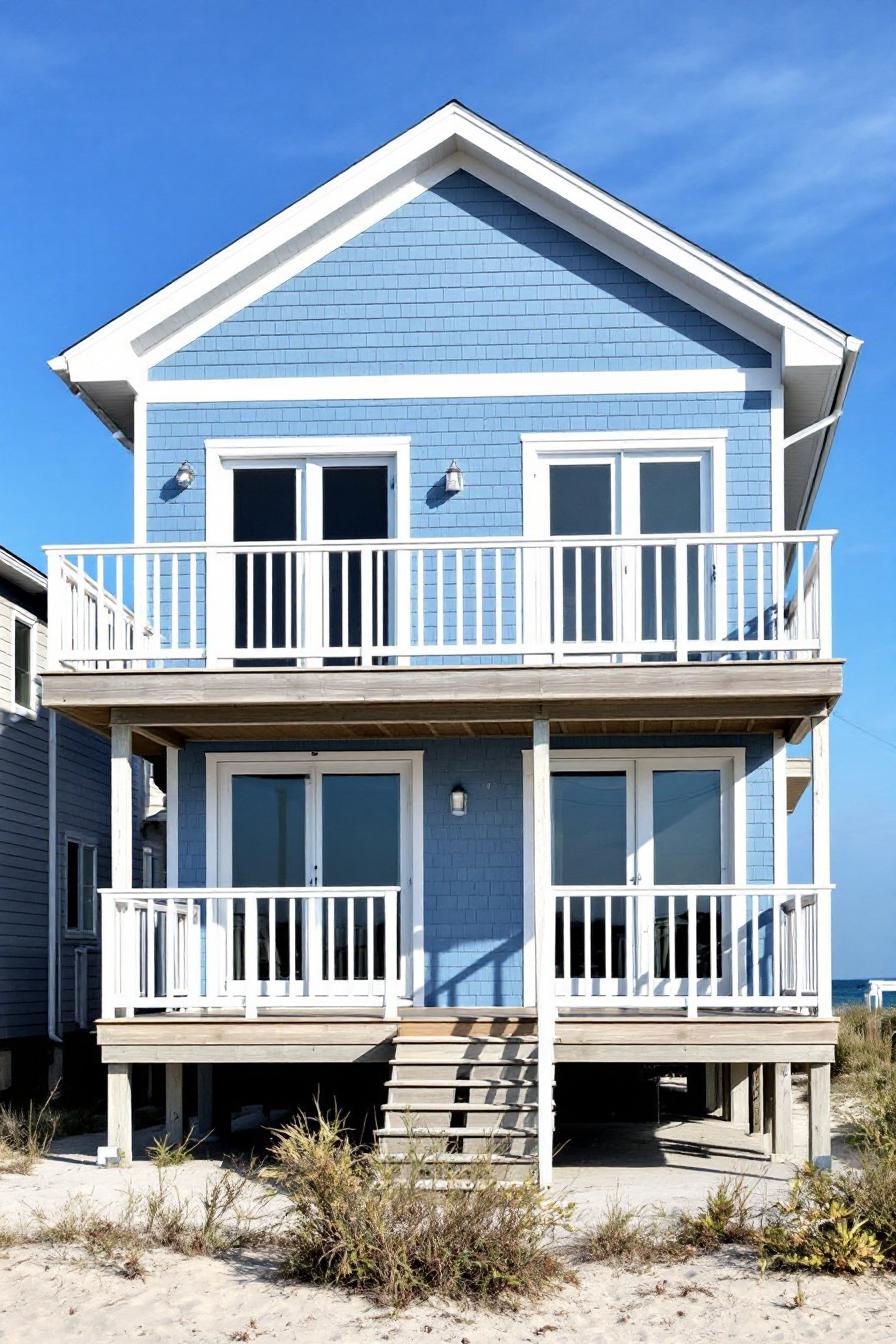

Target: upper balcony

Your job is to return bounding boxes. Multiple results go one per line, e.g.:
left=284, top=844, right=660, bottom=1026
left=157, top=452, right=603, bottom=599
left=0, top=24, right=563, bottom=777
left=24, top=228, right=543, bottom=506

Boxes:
left=45, top=530, right=833, bottom=672
left=41, top=531, right=840, bottom=745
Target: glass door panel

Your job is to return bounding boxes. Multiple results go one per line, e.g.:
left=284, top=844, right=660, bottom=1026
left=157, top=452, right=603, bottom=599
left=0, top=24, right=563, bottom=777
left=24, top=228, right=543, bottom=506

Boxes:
left=231, top=774, right=306, bottom=986
left=322, top=465, right=389, bottom=664
left=552, top=771, right=630, bottom=984
left=638, top=460, right=703, bottom=651
left=548, top=464, right=615, bottom=645
left=320, top=772, right=401, bottom=982
left=649, top=768, right=723, bottom=982
left=233, top=467, right=299, bottom=664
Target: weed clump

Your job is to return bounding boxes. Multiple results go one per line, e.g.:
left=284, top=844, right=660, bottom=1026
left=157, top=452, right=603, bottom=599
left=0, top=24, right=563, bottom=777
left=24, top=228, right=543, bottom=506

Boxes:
left=271, top=1111, right=574, bottom=1308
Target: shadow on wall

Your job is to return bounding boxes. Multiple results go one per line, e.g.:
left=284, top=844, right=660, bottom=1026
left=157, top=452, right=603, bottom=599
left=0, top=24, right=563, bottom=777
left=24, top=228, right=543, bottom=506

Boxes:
left=425, top=933, right=523, bottom=1007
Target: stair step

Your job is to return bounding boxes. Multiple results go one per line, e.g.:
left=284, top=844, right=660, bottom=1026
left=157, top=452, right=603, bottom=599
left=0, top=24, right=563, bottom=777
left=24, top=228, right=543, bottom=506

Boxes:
left=383, top=1100, right=537, bottom=1113
left=376, top=1126, right=532, bottom=1137
left=395, top=1035, right=538, bottom=1045
left=387, top=1076, right=535, bottom=1088
left=392, top=1052, right=538, bottom=1066
left=382, top=1152, right=533, bottom=1165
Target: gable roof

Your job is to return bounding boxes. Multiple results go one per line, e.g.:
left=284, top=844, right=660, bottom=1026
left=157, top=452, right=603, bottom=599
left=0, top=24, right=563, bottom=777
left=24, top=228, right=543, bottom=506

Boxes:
left=49, top=100, right=860, bottom=526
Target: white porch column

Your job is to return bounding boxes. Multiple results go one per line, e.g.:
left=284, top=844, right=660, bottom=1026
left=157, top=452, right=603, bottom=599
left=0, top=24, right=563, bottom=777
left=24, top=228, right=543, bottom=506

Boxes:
left=165, top=744, right=179, bottom=885
left=812, top=715, right=833, bottom=1017
left=111, top=725, right=133, bottom=890
left=532, top=718, right=555, bottom=1188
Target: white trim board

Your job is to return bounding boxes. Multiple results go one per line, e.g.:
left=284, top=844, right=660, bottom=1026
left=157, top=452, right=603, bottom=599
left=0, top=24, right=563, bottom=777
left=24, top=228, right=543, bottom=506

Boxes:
left=142, top=368, right=780, bottom=404
left=204, top=749, right=425, bottom=1006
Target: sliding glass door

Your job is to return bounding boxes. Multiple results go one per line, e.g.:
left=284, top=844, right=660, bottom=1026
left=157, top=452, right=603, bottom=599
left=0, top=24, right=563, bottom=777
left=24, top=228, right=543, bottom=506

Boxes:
left=551, top=756, right=733, bottom=995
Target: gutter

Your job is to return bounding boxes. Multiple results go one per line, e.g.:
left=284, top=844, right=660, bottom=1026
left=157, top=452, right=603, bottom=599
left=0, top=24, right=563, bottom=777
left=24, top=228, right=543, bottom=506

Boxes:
left=47, top=709, right=62, bottom=1045
left=796, top=336, right=863, bottom=529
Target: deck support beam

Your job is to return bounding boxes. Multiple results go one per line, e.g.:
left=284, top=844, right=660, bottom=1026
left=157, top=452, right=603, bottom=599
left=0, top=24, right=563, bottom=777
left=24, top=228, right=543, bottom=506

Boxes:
left=107, top=1063, right=132, bottom=1165
left=532, top=718, right=555, bottom=1189
left=165, top=1063, right=184, bottom=1145
left=729, top=1062, right=750, bottom=1132
left=196, top=1063, right=214, bottom=1138
left=771, top=1062, right=794, bottom=1159
left=808, top=1062, right=832, bottom=1167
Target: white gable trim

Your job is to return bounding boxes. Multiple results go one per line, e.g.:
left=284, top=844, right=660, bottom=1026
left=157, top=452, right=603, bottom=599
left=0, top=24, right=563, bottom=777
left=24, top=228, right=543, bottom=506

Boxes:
left=142, top=367, right=779, bottom=404
left=54, top=103, right=850, bottom=389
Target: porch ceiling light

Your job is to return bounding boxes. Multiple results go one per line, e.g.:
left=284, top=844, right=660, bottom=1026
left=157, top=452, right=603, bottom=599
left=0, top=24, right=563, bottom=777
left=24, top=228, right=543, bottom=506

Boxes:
left=444, top=460, right=463, bottom=494
left=450, top=783, right=468, bottom=817
left=175, top=460, right=196, bottom=489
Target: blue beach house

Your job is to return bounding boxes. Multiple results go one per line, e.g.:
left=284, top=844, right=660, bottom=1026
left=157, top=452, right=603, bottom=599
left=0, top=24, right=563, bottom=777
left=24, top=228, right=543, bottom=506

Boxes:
left=42, top=103, right=858, bottom=1182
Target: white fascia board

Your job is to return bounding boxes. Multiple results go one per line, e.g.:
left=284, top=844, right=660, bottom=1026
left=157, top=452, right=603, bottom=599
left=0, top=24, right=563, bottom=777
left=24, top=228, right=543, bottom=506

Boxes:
left=55, top=102, right=850, bottom=387
left=141, top=368, right=779, bottom=404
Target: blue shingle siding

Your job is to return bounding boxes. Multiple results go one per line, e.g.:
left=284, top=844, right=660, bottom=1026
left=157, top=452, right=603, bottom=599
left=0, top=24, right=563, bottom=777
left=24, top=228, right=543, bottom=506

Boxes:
left=177, top=733, right=774, bottom=1008
left=146, top=392, right=771, bottom=544
left=150, top=171, right=770, bottom=379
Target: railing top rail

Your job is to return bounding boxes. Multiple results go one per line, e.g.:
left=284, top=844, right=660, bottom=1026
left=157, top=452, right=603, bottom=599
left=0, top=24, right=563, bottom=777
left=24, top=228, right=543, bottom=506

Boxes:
left=550, top=883, right=833, bottom=896
left=44, top=528, right=838, bottom=558
left=100, top=885, right=402, bottom=900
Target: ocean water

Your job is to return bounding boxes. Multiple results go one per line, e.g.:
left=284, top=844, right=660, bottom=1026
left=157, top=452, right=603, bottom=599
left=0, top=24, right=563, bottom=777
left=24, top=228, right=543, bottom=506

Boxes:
left=833, top=979, right=891, bottom=1009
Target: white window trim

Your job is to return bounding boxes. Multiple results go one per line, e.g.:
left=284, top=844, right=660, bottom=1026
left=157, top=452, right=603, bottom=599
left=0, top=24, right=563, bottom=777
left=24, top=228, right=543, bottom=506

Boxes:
left=203, top=436, right=411, bottom=544
left=521, top=745, right=746, bottom=1004
left=10, top=608, right=38, bottom=717
left=521, top=429, right=728, bottom=539
left=63, top=833, right=99, bottom=940
left=205, top=749, right=425, bottom=1006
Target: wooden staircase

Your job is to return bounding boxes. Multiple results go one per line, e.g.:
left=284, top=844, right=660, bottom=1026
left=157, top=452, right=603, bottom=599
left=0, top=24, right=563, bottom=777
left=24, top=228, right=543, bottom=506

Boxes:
left=376, top=1020, right=539, bottom=1182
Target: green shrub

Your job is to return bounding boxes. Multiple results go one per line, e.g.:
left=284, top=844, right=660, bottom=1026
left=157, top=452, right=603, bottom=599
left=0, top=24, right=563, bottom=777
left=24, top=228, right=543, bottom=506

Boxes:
left=676, top=1178, right=756, bottom=1250
left=761, top=1165, right=883, bottom=1274
left=835, top=1005, right=896, bottom=1089
left=146, top=1127, right=203, bottom=1168
left=271, top=1111, right=574, bottom=1308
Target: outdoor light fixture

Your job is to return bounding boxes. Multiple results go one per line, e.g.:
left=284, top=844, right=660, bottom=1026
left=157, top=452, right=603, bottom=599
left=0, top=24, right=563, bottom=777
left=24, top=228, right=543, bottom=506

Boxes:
left=444, top=460, right=464, bottom=494
left=175, top=461, right=196, bottom=489
left=450, top=784, right=468, bottom=817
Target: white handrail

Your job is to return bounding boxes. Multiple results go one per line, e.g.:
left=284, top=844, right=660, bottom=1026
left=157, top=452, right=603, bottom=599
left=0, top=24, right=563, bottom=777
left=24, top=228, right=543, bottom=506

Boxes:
left=45, top=530, right=835, bottom=670
left=552, top=884, right=828, bottom=1014
left=101, top=886, right=403, bottom=1018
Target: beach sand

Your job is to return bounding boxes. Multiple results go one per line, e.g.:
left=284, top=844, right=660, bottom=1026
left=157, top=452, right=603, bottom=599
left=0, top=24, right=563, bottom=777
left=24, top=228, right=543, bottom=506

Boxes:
left=0, top=1103, right=888, bottom=1344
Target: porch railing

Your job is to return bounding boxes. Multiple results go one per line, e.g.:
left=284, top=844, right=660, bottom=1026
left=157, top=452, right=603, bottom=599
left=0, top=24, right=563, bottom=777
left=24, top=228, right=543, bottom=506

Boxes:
left=553, top=885, right=831, bottom=1015
left=45, top=530, right=834, bottom=670
left=100, top=886, right=401, bottom=1019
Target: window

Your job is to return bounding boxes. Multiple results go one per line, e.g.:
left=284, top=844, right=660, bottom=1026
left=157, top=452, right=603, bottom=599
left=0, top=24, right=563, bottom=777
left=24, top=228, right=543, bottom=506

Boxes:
left=13, top=619, right=32, bottom=710
left=66, top=840, right=97, bottom=935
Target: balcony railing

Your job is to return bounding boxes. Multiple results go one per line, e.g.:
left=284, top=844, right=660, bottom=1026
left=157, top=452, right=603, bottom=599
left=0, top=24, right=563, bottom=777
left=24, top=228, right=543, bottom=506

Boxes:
left=46, top=530, right=833, bottom=670
left=101, top=886, right=401, bottom=1018
left=553, top=885, right=831, bottom=1015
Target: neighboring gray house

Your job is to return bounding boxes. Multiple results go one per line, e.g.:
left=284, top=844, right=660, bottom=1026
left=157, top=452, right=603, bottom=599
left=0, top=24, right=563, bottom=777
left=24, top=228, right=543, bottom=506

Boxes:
left=0, top=545, right=157, bottom=1097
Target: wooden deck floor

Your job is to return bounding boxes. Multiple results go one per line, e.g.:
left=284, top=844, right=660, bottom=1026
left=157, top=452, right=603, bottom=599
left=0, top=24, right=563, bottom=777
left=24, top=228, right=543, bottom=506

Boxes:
left=96, top=1006, right=837, bottom=1065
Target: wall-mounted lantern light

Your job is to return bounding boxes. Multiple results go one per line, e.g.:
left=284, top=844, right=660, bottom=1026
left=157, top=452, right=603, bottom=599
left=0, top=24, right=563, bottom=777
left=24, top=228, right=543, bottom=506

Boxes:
left=444, top=460, right=464, bottom=494
left=449, top=783, right=468, bottom=817
left=175, top=461, right=196, bottom=489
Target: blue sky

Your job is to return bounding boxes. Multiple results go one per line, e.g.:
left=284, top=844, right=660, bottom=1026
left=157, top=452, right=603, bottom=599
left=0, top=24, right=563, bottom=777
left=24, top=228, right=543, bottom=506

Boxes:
left=0, top=1, right=892, bottom=973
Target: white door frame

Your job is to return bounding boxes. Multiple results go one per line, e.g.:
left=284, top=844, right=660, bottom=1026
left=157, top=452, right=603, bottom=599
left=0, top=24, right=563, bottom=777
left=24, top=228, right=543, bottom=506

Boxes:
left=206, top=749, right=425, bottom=1005
left=204, top=437, right=411, bottom=664
left=522, top=746, right=746, bottom=1003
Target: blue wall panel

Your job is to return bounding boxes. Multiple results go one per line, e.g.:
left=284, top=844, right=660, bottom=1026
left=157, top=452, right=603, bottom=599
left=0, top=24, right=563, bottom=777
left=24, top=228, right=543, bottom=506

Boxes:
left=151, top=171, right=770, bottom=379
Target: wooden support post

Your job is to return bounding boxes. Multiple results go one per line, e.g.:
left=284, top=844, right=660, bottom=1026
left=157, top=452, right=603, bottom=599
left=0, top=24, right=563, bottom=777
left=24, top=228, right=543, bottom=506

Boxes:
left=749, top=1063, right=763, bottom=1136
left=705, top=1063, right=722, bottom=1116
left=772, top=1063, right=794, bottom=1160
left=196, top=1064, right=214, bottom=1138
left=808, top=1063, right=832, bottom=1168
left=532, top=718, right=555, bottom=1189
left=762, top=1063, right=775, bottom=1154
left=107, top=1063, right=132, bottom=1165
left=729, top=1062, right=750, bottom=1132
left=165, top=1063, right=184, bottom=1145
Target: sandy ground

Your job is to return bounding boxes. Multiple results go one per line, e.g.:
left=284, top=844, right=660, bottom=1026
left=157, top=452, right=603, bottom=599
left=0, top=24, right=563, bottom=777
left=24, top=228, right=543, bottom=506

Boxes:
left=0, top=1096, right=884, bottom=1344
